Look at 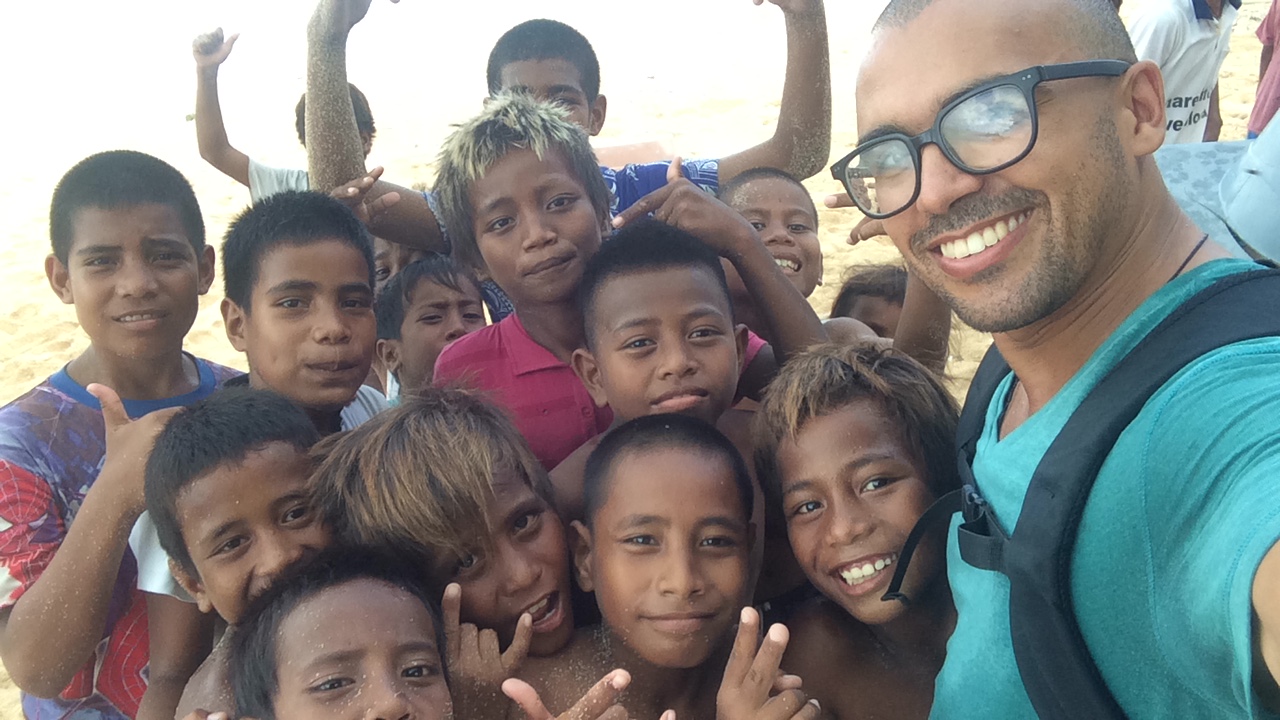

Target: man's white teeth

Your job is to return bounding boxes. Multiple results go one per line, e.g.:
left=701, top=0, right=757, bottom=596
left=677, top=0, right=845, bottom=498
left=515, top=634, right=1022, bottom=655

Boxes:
left=940, top=212, right=1028, bottom=259
left=838, top=555, right=896, bottom=586
left=775, top=258, right=800, bottom=272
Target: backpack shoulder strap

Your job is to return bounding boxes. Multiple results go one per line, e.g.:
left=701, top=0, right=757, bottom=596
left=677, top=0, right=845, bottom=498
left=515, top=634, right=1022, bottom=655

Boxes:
left=1007, top=268, right=1280, bottom=719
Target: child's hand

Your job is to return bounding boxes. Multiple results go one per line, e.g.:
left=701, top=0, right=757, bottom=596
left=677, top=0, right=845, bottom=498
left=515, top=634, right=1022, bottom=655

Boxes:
left=309, top=0, right=398, bottom=38
left=443, top=583, right=533, bottom=719
left=755, top=0, right=824, bottom=16
left=823, top=193, right=887, bottom=246
left=88, top=384, right=180, bottom=518
left=612, top=158, right=761, bottom=262
left=503, top=669, right=677, bottom=720
left=192, top=28, right=239, bottom=70
left=331, top=167, right=401, bottom=226
left=716, top=608, right=820, bottom=720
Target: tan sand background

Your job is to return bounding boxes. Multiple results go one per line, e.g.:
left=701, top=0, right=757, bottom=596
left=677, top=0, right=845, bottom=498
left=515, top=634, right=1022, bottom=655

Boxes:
left=0, top=0, right=1268, bottom=715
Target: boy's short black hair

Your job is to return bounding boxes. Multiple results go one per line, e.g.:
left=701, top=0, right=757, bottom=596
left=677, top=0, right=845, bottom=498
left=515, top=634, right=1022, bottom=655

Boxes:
left=718, top=166, right=819, bottom=225
left=376, top=254, right=483, bottom=341
left=221, top=190, right=375, bottom=312
left=50, top=150, right=205, bottom=264
left=829, top=264, right=909, bottom=319
left=231, top=547, right=446, bottom=720
left=295, top=83, right=376, bottom=147
left=583, top=414, right=753, bottom=527
left=486, top=19, right=602, bottom=101
left=577, top=217, right=733, bottom=349
left=144, top=387, right=321, bottom=574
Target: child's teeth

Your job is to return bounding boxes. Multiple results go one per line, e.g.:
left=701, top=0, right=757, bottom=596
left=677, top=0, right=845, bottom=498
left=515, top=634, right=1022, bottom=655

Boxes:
left=837, top=555, right=896, bottom=586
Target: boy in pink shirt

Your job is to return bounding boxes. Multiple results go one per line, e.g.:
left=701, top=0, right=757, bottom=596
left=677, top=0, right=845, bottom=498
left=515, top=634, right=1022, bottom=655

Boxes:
left=1251, top=0, right=1280, bottom=138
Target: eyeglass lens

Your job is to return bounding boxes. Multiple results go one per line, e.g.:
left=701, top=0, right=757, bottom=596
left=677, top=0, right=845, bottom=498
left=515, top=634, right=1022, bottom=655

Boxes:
left=843, top=84, right=1034, bottom=217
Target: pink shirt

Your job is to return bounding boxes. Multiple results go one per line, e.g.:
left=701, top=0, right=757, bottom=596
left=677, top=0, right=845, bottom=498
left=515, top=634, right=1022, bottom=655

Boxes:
left=1251, top=0, right=1280, bottom=135
left=434, top=314, right=766, bottom=470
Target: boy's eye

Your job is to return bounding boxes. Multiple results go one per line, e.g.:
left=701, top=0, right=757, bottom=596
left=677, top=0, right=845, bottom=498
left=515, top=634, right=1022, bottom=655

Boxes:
left=418, top=314, right=443, bottom=325
left=454, top=552, right=480, bottom=575
left=404, top=661, right=442, bottom=679
left=750, top=221, right=767, bottom=231
left=792, top=500, right=822, bottom=517
left=312, top=677, right=353, bottom=693
left=282, top=505, right=312, bottom=524
left=547, top=194, right=575, bottom=210
left=789, top=224, right=813, bottom=233
left=863, top=477, right=894, bottom=493
left=513, top=510, right=541, bottom=532
left=622, top=337, right=655, bottom=351
left=214, top=536, right=247, bottom=556
left=464, top=312, right=485, bottom=323
left=486, top=217, right=513, bottom=233
left=83, top=256, right=116, bottom=268
left=376, top=266, right=391, bottom=281
left=277, top=298, right=305, bottom=310
left=689, top=327, right=722, bottom=340
left=623, top=535, right=658, bottom=547
left=342, top=297, right=373, bottom=310
left=700, top=536, right=737, bottom=549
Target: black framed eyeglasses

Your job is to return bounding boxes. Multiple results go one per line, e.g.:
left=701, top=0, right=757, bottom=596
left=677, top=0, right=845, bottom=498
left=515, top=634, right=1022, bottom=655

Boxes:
left=830, top=60, right=1133, bottom=220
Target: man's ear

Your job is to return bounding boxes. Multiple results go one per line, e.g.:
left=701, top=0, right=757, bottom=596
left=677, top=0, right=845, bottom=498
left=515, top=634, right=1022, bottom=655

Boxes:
left=222, top=297, right=249, bottom=353
left=1121, top=60, right=1167, bottom=157
left=196, top=245, right=216, bottom=295
left=587, top=94, right=608, bottom=136
left=733, top=323, right=751, bottom=377
left=377, top=338, right=403, bottom=380
left=572, top=347, right=610, bottom=408
left=45, top=254, right=74, bottom=305
left=171, top=558, right=215, bottom=615
left=570, top=520, right=596, bottom=593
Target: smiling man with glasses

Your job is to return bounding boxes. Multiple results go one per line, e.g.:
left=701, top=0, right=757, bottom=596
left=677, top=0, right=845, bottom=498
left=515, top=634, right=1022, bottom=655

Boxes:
left=844, top=0, right=1280, bottom=718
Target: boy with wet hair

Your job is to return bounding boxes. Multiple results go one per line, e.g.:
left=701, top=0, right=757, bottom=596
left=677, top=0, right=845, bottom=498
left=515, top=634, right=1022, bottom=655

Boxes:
left=220, top=190, right=387, bottom=435
left=375, top=255, right=486, bottom=400
left=0, top=150, right=238, bottom=719
left=192, top=27, right=376, bottom=202
left=143, top=387, right=332, bottom=718
left=517, top=413, right=820, bottom=719
left=304, top=0, right=831, bottom=320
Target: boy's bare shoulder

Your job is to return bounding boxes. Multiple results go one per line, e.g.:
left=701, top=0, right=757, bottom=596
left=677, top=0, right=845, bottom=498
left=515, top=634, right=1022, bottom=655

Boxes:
left=511, top=627, right=613, bottom=719
left=549, top=435, right=602, bottom=521
left=780, top=598, right=878, bottom=719
left=175, top=632, right=235, bottom=717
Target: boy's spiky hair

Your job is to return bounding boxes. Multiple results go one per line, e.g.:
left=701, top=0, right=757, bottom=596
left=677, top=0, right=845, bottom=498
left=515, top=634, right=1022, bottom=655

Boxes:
left=753, top=343, right=960, bottom=504
left=432, top=92, right=612, bottom=273
left=308, top=386, right=554, bottom=564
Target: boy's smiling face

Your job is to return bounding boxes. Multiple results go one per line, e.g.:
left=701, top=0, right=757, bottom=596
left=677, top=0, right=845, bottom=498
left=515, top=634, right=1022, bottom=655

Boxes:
left=497, top=58, right=606, bottom=135
left=775, top=400, right=941, bottom=625
left=470, top=147, right=606, bottom=310
left=224, top=239, right=375, bottom=413
left=272, top=579, right=452, bottom=720
left=173, top=441, right=331, bottom=625
left=387, top=276, right=486, bottom=395
left=724, top=177, right=824, bottom=298
left=573, top=445, right=751, bottom=668
left=574, top=267, right=747, bottom=426
left=431, top=473, right=575, bottom=657
left=47, top=204, right=214, bottom=364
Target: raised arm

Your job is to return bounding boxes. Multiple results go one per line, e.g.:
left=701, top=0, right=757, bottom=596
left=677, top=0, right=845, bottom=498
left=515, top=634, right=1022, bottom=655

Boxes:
left=717, top=0, right=831, bottom=182
left=305, top=0, right=447, bottom=253
left=193, top=29, right=250, bottom=187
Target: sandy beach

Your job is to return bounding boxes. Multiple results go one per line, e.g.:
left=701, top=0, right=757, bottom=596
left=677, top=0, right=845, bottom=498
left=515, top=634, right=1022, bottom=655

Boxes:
left=0, top=0, right=1268, bottom=715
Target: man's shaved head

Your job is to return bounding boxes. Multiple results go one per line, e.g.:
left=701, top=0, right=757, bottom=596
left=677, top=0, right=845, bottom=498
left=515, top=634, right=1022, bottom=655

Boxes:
left=876, top=0, right=1136, bottom=63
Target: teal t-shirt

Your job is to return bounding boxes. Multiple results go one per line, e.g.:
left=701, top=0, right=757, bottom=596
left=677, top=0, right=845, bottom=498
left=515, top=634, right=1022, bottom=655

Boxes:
left=931, top=259, right=1280, bottom=719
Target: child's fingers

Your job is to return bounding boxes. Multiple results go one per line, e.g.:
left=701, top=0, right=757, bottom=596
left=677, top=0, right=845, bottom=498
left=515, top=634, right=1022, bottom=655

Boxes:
left=364, top=165, right=386, bottom=183
left=771, top=672, right=803, bottom=694
left=788, top=698, right=822, bottom=720
left=561, top=669, right=631, bottom=720
left=367, top=191, right=401, bottom=219
left=477, top=627, right=502, bottom=663
left=87, top=384, right=129, bottom=431
left=723, top=606, right=761, bottom=688
left=660, top=711, right=677, bottom=720
left=747, top=623, right=792, bottom=693
left=666, top=156, right=685, bottom=184
left=442, top=583, right=462, bottom=661
left=823, top=192, right=854, bottom=209
left=612, top=183, right=677, bottom=228
left=849, top=217, right=886, bottom=246
left=501, top=612, right=534, bottom=672
left=756, top=689, right=809, bottom=720
left=501, top=678, right=555, bottom=720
